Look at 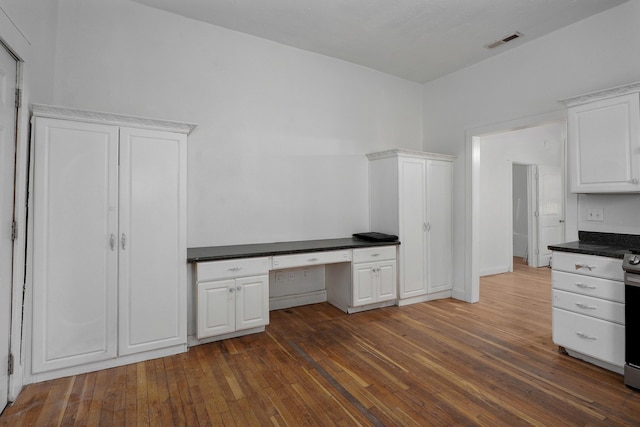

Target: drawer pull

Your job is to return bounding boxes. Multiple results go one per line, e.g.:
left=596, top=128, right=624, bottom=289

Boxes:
left=308, top=258, right=319, bottom=262
left=575, top=302, right=597, bottom=310
left=228, top=267, right=242, bottom=272
left=371, top=253, right=380, bottom=257
left=575, top=283, right=596, bottom=290
left=576, top=332, right=597, bottom=340
left=575, top=264, right=596, bottom=271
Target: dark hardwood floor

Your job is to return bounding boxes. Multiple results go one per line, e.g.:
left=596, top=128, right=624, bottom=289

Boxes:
left=2, top=259, right=639, bottom=426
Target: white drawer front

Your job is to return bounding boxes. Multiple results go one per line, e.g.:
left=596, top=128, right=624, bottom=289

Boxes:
left=552, top=308, right=624, bottom=368
left=552, top=252, right=623, bottom=281
left=552, top=290, right=624, bottom=324
left=552, top=270, right=624, bottom=302
left=352, top=246, right=396, bottom=263
left=272, top=250, right=352, bottom=269
left=197, top=257, right=270, bottom=282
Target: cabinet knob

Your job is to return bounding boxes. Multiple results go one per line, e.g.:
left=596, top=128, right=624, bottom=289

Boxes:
left=632, top=178, right=639, bottom=184
left=228, top=287, right=234, bottom=293
left=121, top=233, right=127, bottom=250
left=109, top=234, right=116, bottom=251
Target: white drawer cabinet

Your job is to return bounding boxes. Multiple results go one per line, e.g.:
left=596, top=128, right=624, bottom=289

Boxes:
left=195, top=258, right=269, bottom=340
left=552, top=309, right=625, bottom=368
left=551, top=251, right=624, bottom=373
left=552, top=270, right=624, bottom=302
left=272, top=250, right=351, bottom=269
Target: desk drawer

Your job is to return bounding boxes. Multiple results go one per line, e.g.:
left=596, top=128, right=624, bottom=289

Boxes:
left=272, top=250, right=351, bottom=269
left=552, top=308, right=624, bottom=368
left=552, top=270, right=624, bottom=302
left=353, top=246, right=396, bottom=263
left=552, top=252, right=623, bottom=281
left=196, top=257, right=270, bottom=282
left=552, top=289, right=624, bottom=324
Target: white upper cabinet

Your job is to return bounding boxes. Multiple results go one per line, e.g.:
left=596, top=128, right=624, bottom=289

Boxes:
left=562, top=82, right=640, bottom=193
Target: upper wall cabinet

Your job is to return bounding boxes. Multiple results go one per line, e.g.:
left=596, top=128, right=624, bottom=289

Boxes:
left=561, top=82, right=640, bottom=193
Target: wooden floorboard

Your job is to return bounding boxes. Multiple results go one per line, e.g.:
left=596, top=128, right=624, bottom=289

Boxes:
left=2, top=259, right=640, bottom=426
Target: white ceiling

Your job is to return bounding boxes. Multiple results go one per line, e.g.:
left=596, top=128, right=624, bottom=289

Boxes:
left=131, top=0, right=629, bottom=83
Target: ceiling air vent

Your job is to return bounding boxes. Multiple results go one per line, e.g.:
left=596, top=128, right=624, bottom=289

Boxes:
left=485, top=32, right=523, bottom=49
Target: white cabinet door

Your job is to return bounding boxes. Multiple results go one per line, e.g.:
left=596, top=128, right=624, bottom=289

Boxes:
left=352, top=260, right=396, bottom=307
left=118, top=128, right=187, bottom=355
left=426, top=160, right=453, bottom=293
left=568, top=92, right=640, bottom=193
left=398, top=158, right=427, bottom=298
left=32, top=118, right=119, bottom=373
left=352, top=263, right=376, bottom=306
left=197, top=280, right=235, bottom=338
left=377, top=261, right=397, bottom=302
left=235, top=275, right=269, bottom=331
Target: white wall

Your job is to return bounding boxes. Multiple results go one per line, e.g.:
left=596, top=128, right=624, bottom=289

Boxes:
left=51, top=0, right=423, bottom=248
left=422, top=0, right=640, bottom=300
left=478, top=123, right=564, bottom=276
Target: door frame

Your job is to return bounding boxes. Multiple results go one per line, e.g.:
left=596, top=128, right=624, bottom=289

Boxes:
left=508, top=162, right=539, bottom=271
left=465, top=111, right=573, bottom=303
left=0, top=5, right=32, bottom=403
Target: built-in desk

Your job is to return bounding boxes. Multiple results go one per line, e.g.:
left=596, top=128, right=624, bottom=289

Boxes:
left=187, top=238, right=400, bottom=344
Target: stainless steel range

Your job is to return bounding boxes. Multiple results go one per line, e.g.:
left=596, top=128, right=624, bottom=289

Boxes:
left=623, top=251, right=640, bottom=390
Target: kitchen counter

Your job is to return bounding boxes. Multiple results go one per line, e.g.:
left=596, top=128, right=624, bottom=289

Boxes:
left=548, top=231, right=640, bottom=259
left=187, top=237, right=400, bottom=263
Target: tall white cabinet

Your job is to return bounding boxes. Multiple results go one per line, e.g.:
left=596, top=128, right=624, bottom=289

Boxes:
left=368, top=149, right=454, bottom=305
left=30, top=105, right=195, bottom=381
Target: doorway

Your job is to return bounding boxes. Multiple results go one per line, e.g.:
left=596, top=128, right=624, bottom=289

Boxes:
left=467, top=115, right=568, bottom=302
left=0, top=41, right=18, bottom=413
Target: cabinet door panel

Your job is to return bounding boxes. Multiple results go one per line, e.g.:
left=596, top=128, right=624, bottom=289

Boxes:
left=32, top=119, right=118, bottom=373
left=426, top=161, right=453, bottom=293
left=377, top=261, right=397, bottom=302
left=197, top=280, right=235, bottom=338
left=235, top=275, right=269, bottom=331
left=352, top=263, right=375, bottom=306
left=569, top=93, right=640, bottom=192
left=118, top=128, right=186, bottom=355
left=399, top=158, right=427, bottom=298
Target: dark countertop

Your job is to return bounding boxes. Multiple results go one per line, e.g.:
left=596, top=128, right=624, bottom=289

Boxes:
left=187, top=237, right=400, bottom=263
left=548, top=231, right=640, bottom=259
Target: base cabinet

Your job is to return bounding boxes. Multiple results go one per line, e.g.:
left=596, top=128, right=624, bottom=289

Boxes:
left=551, top=251, right=625, bottom=373
left=352, top=254, right=397, bottom=307
left=195, top=257, right=270, bottom=340
left=30, top=105, right=193, bottom=378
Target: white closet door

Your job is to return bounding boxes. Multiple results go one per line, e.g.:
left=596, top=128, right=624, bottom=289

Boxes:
left=118, top=127, right=186, bottom=355
left=426, top=160, right=453, bottom=293
left=399, top=158, right=427, bottom=298
left=32, top=119, right=118, bottom=373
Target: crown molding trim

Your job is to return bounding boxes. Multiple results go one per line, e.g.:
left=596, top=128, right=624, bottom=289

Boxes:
left=31, top=104, right=197, bottom=134
left=559, top=82, right=640, bottom=107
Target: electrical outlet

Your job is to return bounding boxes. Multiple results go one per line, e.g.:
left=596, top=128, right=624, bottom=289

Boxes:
left=586, top=208, right=604, bottom=222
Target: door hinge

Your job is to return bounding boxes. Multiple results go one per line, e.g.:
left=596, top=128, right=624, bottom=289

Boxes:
left=15, top=88, right=21, bottom=109
left=11, top=221, right=17, bottom=241
left=8, top=353, right=14, bottom=375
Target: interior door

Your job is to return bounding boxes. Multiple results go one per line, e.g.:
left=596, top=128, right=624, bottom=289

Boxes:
left=537, top=165, right=565, bottom=267
left=0, top=42, right=17, bottom=412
